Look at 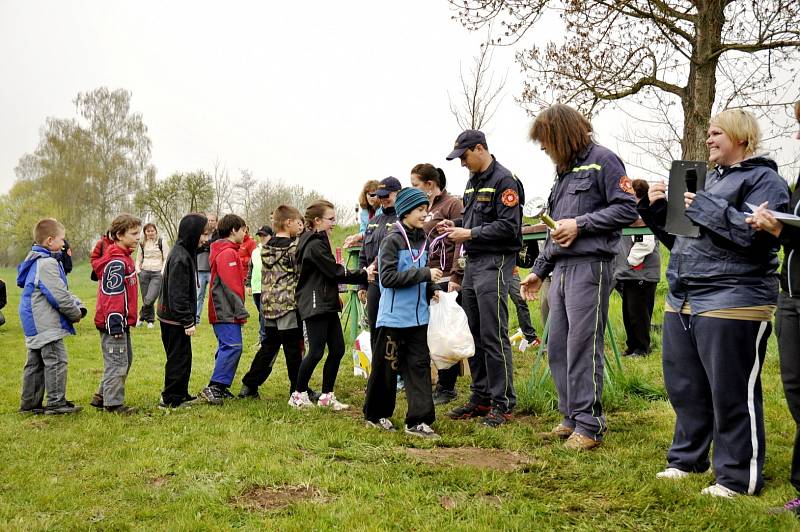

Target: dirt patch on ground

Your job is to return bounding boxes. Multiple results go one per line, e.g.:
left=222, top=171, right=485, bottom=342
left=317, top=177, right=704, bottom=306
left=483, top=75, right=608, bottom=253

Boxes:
left=406, top=447, right=535, bottom=472
left=232, top=484, right=329, bottom=511
left=149, top=475, right=171, bottom=488
left=439, top=494, right=504, bottom=510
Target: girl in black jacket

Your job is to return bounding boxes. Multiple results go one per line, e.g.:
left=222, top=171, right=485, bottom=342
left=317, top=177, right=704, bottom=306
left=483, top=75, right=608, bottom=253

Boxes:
left=157, top=213, right=208, bottom=408
left=291, top=200, right=367, bottom=410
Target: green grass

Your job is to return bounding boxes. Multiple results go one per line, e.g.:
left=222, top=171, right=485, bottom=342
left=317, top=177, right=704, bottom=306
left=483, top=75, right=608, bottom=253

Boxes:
left=0, top=236, right=799, bottom=530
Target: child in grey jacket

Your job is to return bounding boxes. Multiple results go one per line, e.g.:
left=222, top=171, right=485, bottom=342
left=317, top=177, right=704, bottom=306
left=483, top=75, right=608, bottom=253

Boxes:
left=17, top=218, right=87, bottom=415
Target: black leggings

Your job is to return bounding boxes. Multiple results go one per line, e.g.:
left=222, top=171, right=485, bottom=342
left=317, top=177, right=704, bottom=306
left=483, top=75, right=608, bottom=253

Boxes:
left=296, top=313, right=346, bottom=394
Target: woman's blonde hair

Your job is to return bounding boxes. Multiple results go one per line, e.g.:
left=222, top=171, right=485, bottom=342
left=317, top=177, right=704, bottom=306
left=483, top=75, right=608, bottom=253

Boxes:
left=709, top=109, right=761, bottom=157
left=358, top=180, right=380, bottom=209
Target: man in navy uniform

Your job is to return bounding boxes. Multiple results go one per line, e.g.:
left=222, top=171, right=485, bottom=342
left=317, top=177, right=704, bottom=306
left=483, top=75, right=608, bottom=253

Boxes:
left=441, top=130, right=524, bottom=427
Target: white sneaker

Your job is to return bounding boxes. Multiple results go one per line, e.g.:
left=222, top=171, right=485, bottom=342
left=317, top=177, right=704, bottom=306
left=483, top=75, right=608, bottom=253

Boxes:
left=404, top=422, right=440, bottom=439
left=656, top=467, right=691, bottom=480
left=288, top=391, right=313, bottom=408
left=147, top=322, right=155, bottom=329
left=136, top=320, right=143, bottom=328
left=701, top=483, right=738, bottom=498
left=317, top=392, right=349, bottom=411
left=366, top=418, right=397, bottom=431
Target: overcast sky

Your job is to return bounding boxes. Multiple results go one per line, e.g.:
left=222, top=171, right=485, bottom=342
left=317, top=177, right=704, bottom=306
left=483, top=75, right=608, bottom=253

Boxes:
left=1, top=1, right=797, bottom=216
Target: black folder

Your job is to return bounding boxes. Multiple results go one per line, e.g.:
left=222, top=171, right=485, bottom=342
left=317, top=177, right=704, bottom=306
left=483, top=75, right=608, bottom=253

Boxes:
left=665, top=160, right=708, bottom=237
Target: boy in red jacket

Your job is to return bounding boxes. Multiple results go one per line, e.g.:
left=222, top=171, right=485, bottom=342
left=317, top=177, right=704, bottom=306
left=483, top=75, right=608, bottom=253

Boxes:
left=199, top=214, right=249, bottom=404
left=90, top=214, right=141, bottom=414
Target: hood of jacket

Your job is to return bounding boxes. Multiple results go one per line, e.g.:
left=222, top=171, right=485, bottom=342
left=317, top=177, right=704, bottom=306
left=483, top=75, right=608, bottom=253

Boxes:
left=93, top=242, right=135, bottom=274
left=210, top=238, right=240, bottom=264
left=722, top=155, right=778, bottom=173
left=17, top=246, right=53, bottom=287
left=297, top=230, right=329, bottom=262
left=176, top=214, right=208, bottom=253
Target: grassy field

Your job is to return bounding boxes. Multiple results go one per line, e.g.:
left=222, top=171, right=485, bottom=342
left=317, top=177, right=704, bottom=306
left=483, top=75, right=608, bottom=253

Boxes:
left=1, top=233, right=799, bottom=530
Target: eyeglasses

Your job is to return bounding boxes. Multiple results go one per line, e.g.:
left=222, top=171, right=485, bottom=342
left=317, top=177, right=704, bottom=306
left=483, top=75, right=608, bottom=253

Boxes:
left=367, top=193, right=378, bottom=198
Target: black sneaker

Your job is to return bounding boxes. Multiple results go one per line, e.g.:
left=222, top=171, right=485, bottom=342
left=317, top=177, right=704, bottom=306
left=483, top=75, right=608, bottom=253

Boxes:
left=307, top=388, right=321, bottom=403
left=432, top=389, right=457, bottom=406
left=199, top=386, right=225, bottom=405
left=44, top=402, right=82, bottom=415
left=19, top=405, right=44, bottom=415
left=481, top=407, right=513, bottom=428
left=448, top=402, right=491, bottom=420
left=89, top=393, right=104, bottom=409
left=404, top=423, right=441, bottom=440
left=238, top=385, right=260, bottom=399
left=220, top=387, right=235, bottom=399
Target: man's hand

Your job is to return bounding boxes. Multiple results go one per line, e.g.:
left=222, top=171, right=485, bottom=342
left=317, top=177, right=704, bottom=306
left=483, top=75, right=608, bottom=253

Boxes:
left=343, top=233, right=363, bottom=248
left=746, top=201, right=783, bottom=238
left=357, top=289, right=367, bottom=304
left=552, top=219, right=578, bottom=247
left=684, top=191, right=696, bottom=210
left=520, top=273, right=542, bottom=301
left=448, top=281, right=461, bottom=292
left=185, top=325, right=196, bottom=337
left=649, top=179, right=667, bottom=203
left=444, top=226, right=472, bottom=244
left=436, top=219, right=455, bottom=234
left=365, top=263, right=377, bottom=282
left=432, top=290, right=442, bottom=303
left=429, top=268, right=444, bottom=283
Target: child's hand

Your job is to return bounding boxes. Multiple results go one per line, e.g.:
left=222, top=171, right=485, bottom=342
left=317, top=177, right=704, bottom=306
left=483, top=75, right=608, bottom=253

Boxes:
left=365, top=263, right=377, bottom=282
left=436, top=220, right=454, bottom=234
left=429, top=268, right=443, bottom=283
left=432, top=290, right=442, bottom=302
left=357, top=289, right=367, bottom=304
left=185, top=325, right=196, bottom=337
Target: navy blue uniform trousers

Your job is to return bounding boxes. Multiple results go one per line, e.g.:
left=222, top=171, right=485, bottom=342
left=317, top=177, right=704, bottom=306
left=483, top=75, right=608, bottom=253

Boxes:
left=663, top=311, right=770, bottom=494
left=547, top=260, right=613, bottom=440
left=462, top=253, right=516, bottom=412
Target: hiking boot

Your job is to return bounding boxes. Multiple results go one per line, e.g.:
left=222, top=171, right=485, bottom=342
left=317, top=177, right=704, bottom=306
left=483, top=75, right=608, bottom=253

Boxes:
left=318, top=392, right=349, bottom=411
left=288, top=391, right=314, bottom=408
left=432, top=389, right=457, bottom=406
left=366, top=418, right=397, bottom=431
left=656, top=467, right=691, bottom=480
left=564, top=432, right=602, bottom=450
left=90, top=393, right=104, bottom=409
left=405, top=423, right=441, bottom=440
left=701, top=483, right=738, bottom=498
left=105, top=405, right=137, bottom=415
left=238, top=385, right=260, bottom=399
left=448, top=402, right=491, bottom=420
left=44, top=402, right=82, bottom=415
left=199, top=386, right=225, bottom=405
left=481, top=407, right=513, bottom=428
left=539, top=423, right=574, bottom=440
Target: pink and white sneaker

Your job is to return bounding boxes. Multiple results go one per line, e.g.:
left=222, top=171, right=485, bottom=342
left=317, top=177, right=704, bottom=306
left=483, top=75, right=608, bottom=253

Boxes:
left=317, top=392, right=349, bottom=411
left=288, top=391, right=313, bottom=408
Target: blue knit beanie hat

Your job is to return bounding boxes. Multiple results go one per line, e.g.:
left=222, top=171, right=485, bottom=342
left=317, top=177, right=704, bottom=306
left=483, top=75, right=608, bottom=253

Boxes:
left=394, top=187, right=429, bottom=220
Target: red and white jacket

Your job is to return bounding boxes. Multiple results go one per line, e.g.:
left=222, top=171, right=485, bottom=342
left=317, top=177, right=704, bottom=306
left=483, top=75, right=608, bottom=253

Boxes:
left=92, top=243, right=138, bottom=334
left=209, top=239, right=249, bottom=324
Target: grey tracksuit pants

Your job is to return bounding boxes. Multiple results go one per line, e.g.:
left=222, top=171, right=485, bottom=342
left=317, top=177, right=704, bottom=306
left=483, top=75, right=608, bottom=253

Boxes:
left=97, top=331, right=134, bottom=407
left=462, top=252, right=516, bottom=412
left=547, top=260, right=613, bottom=440
left=20, top=339, right=68, bottom=409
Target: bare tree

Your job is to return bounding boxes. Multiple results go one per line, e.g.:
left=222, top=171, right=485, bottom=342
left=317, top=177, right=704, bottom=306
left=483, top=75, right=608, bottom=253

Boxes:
left=211, top=159, right=233, bottom=216
left=233, top=169, right=259, bottom=224
left=448, top=40, right=508, bottom=130
left=448, top=0, right=800, bottom=163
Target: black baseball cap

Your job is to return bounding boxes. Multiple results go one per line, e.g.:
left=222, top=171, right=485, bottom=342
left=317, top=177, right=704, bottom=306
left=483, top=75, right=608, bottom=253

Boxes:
left=375, top=176, right=402, bottom=198
left=446, top=130, right=487, bottom=160
left=256, top=225, right=273, bottom=237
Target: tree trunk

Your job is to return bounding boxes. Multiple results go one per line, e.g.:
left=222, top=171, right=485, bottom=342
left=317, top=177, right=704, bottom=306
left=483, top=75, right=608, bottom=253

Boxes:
left=681, top=1, right=725, bottom=161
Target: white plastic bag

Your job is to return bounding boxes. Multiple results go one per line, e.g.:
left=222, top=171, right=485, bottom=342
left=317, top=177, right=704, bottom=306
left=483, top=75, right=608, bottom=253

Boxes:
left=428, top=291, right=475, bottom=370
left=353, top=330, right=372, bottom=378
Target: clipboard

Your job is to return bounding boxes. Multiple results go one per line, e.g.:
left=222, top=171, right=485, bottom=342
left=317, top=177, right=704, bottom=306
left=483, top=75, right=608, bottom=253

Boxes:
left=665, top=160, right=708, bottom=237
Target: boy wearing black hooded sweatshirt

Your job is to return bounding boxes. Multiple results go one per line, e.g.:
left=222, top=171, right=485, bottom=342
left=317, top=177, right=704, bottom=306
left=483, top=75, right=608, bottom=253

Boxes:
left=157, top=213, right=209, bottom=409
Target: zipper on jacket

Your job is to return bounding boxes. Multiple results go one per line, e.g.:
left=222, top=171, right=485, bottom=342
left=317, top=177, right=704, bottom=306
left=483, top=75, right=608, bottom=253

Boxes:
left=390, top=290, right=396, bottom=313
left=789, top=250, right=795, bottom=297
left=416, top=284, right=422, bottom=325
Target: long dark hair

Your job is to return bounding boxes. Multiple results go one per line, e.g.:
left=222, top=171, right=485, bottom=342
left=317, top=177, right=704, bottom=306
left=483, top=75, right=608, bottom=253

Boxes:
left=411, top=163, right=446, bottom=190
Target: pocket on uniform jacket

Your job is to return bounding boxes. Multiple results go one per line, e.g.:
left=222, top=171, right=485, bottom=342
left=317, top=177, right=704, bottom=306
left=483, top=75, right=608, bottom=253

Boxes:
left=565, top=177, right=593, bottom=216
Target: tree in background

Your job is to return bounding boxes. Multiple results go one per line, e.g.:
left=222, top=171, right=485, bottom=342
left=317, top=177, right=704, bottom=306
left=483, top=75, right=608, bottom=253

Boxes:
left=3, top=87, right=154, bottom=259
left=135, top=170, right=214, bottom=243
left=449, top=0, right=800, bottom=166
left=448, top=40, right=507, bottom=131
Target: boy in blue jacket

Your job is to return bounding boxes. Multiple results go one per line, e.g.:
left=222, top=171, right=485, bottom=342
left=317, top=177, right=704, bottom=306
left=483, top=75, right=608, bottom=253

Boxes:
left=18, top=218, right=87, bottom=415
left=363, top=187, right=443, bottom=438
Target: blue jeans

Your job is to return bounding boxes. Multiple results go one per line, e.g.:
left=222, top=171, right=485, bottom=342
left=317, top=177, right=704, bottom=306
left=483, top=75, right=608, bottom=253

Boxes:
left=196, top=271, right=211, bottom=323
left=210, top=323, right=243, bottom=387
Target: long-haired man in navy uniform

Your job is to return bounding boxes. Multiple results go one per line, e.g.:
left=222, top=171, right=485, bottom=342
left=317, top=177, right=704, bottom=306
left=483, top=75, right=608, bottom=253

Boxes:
left=440, top=130, right=524, bottom=427
left=520, top=104, right=638, bottom=450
